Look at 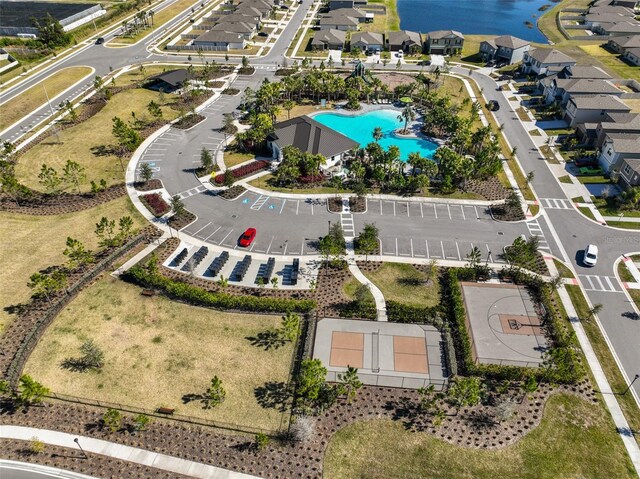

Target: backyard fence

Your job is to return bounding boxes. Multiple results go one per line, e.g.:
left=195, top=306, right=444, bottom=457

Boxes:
left=46, top=392, right=282, bottom=437
left=5, top=231, right=155, bottom=385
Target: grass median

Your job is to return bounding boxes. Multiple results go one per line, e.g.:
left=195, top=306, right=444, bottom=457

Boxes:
left=0, top=66, right=92, bottom=132
left=25, top=276, right=294, bottom=431
left=324, top=393, right=636, bottom=478
left=0, top=196, right=146, bottom=334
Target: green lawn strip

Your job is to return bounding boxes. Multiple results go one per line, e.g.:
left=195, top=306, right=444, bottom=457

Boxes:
left=324, top=394, right=637, bottom=478
left=539, top=145, right=560, bottom=164
left=528, top=129, right=541, bottom=136
left=515, top=107, right=531, bottom=122
left=577, top=176, right=608, bottom=184
left=558, top=175, right=572, bottom=184
left=0, top=66, right=92, bottom=131
left=606, top=221, right=640, bottom=230
left=224, top=148, right=255, bottom=169
left=592, top=198, right=640, bottom=218
left=578, top=206, right=597, bottom=221
left=545, top=128, right=576, bottom=136
left=617, top=260, right=640, bottom=309
left=571, top=196, right=583, bottom=203
left=361, top=262, right=439, bottom=308
left=565, top=284, right=640, bottom=442
left=553, top=259, right=574, bottom=279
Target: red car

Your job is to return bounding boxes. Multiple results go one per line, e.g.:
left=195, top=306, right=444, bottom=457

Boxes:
left=239, top=228, right=257, bottom=247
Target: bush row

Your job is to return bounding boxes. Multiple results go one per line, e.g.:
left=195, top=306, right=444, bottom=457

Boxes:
left=140, top=193, right=170, bottom=217
left=123, top=265, right=316, bottom=313
left=213, top=160, right=269, bottom=184
left=386, top=300, right=441, bottom=326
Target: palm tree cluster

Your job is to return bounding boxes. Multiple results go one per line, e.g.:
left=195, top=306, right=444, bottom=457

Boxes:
left=121, top=10, right=154, bottom=37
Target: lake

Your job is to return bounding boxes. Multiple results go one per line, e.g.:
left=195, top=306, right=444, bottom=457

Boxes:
left=397, top=0, right=554, bottom=43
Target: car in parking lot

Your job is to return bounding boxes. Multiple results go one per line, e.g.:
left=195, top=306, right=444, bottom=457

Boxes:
left=583, top=244, right=598, bottom=267
left=239, top=228, right=257, bottom=247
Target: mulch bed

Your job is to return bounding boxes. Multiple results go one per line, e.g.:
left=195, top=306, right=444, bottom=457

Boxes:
left=134, top=179, right=163, bottom=192
left=172, top=114, right=206, bottom=130
left=0, top=439, right=191, bottom=479
left=0, top=184, right=126, bottom=216
left=139, top=193, right=170, bottom=217
left=349, top=196, right=366, bottom=213
left=218, top=185, right=247, bottom=200
left=222, top=88, right=240, bottom=95
left=490, top=203, right=526, bottom=222
left=167, top=210, right=196, bottom=230
left=327, top=197, right=342, bottom=213
left=238, top=67, right=255, bottom=75
left=464, top=177, right=511, bottom=202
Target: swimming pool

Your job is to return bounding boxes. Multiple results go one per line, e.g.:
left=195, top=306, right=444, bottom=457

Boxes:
left=312, top=109, right=438, bottom=161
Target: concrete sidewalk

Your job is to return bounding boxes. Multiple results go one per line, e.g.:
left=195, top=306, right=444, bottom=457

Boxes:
left=0, top=425, right=262, bottom=479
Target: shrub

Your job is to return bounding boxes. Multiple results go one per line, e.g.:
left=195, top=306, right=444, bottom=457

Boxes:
left=123, top=266, right=316, bottom=313
left=213, top=160, right=269, bottom=184
left=290, top=415, right=315, bottom=443
left=386, top=301, right=441, bottom=326
left=298, top=174, right=326, bottom=184
left=140, top=193, right=170, bottom=217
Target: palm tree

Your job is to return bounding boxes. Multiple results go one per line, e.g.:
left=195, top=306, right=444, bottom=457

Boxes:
left=283, top=100, right=295, bottom=120
left=397, top=105, right=415, bottom=134
left=372, top=126, right=383, bottom=143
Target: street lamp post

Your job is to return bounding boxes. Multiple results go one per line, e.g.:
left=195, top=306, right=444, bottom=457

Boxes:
left=74, top=438, right=88, bottom=459
left=622, top=374, right=639, bottom=395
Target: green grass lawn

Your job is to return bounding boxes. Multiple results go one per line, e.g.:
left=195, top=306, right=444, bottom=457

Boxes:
left=0, top=66, right=92, bottom=131
left=25, top=276, right=294, bottom=431
left=578, top=44, right=640, bottom=83
left=617, top=257, right=640, bottom=309
left=606, top=221, right=640, bottom=230
left=368, top=0, right=399, bottom=31
left=558, top=175, right=572, bottom=184
left=324, top=394, right=637, bottom=478
left=578, top=206, right=597, bottom=221
left=0, top=197, right=146, bottom=334
left=592, top=198, right=640, bottom=218
left=15, top=88, right=180, bottom=192
left=553, top=259, right=574, bottom=279
left=362, top=262, right=439, bottom=308
left=577, top=176, right=608, bottom=184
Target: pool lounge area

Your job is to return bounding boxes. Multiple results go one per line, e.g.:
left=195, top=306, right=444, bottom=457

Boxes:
left=310, top=109, right=439, bottom=161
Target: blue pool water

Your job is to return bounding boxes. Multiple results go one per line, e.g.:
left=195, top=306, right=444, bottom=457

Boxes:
left=398, top=0, right=551, bottom=43
left=312, top=109, right=438, bottom=161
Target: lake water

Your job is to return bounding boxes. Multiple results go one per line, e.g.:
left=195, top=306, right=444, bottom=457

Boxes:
left=397, top=0, right=553, bottom=43
left=312, top=110, right=438, bottom=161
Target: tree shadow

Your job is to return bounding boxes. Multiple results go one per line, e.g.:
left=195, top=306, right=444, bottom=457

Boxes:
left=60, top=358, right=90, bottom=372
left=383, top=396, right=428, bottom=431
left=397, top=277, right=424, bottom=287
left=246, top=330, right=286, bottom=350
left=254, top=381, right=292, bottom=412
left=182, top=393, right=208, bottom=409
left=3, top=302, right=30, bottom=316
left=90, top=145, right=119, bottom=157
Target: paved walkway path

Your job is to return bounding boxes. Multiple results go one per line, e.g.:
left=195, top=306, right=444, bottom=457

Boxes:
left=0, top=425, right=261, bottom=479
left=545, top=258, right=640, bottom=475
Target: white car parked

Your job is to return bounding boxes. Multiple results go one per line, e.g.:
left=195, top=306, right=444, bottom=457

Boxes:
left=583, top=244, right=598, bottom=267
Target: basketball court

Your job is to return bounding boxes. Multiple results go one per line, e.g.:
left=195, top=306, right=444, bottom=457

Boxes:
left=460, top=282, right=549, bottom=367
left=314, top=318, right=447, bottom=390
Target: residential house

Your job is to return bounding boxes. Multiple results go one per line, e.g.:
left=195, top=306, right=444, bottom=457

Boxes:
left=584, top=12, right=631, bottom=29
left=329, top=0, right=368, bottom=9
left=425, top=30, right=464, bottom=55
left=310, top=29, right=346, bottom=50
left=598, top=133, right=640, bottom=172
left=564, top=94, right=631, bottom=127
left=543, top=78, right=624, bottom=105
left=325, top=7, right=369, bottom=22
left=600, top=21, right=640, bottom=36
left=588, top=5, right=634, bottom=15
left=220, top=13, right=262, bottom=28
left=479, top=35, right=530, bottom=64
left=350, top=31, right=383, bottom=53
left=192, top=30, right=246, bottom=50
left=537, top=65, right=612, bottom=94
left=612, top=0, right=639, bottom=8
left=617, top=158, right=640, bottom=188
left=521, top=48, right=576, bottom=76
left=318, top=14, right=360, bottom=31
left=234, top=5, right=268, bottom=20
left=594, top=112, right=640, bottom=146
left=623, top=47, right=640, bottom=65
left=211, top=21, right=256, bottom=39
left=267, top=116, right=358, bottom=169
left=608, top=35, right=640, bottom=53
left=386, top=30, right=422, bottom=53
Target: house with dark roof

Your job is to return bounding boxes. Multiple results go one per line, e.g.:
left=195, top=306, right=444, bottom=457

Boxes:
left=386, top=30, right=422, bottom=53
left=593, top=112, right=640, bottom=146
left=617, top=158, right=640, bottom=188
left=479, top=35, right=530, bottom=64
left=564, top=94, right=631, bottom=126
left=425, top=30, right=464, bottom=55
left=267, top=116, right=358, bottom=169
left=146, top=69, right=191, bottom=92
left=350, top=31, right=383, bottom=53
left=623, top=47, right=640, bottom=65
left=192, top=30, right=246, bottom=50
left=210, top=21, right=256, bottom=39
left=607, top=35, right=640, bottom=53
left=311, top=29, right=346, bottom=50
left=521, top=48, right=576, bottom=76
left=598, top=133, right=640, bottom=172
left=328, top=0, right=368, bottom=9
left=318, top=14, right=360, bottom=31
left=600, top=21, right=640, bottom=36
left=543, top=78, right=624, bottom=105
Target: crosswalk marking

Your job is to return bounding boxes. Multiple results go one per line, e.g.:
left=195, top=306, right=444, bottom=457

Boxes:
left=579, top=275, right=623, bottom=293
left=540, top=198, right=573, bottom=210
left=250, top=194, right=269, bottom=210
left=526, top=219, right=551, bottom=252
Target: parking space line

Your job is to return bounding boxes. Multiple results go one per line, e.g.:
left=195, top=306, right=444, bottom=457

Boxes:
left=279, top=199, right=287, bottom=214
left=425, top=240, right=429, bottom=258
left=405, top=202, right=410, bottom=217
left=441, top=241, right=445, bottom=259
left=379, top=199, right=383, bottom=214
left=311, top=202, right=314, bottom=215
left=266, top=236, right=274, bottom=254
left=205, top=226, right=221, bottom=241
left=393, top=202, right=396, bottom=216
left=395, top=238, right=398, bottom=256
left=475, top=206, right=480, bottom=220
left=193, top=222, right=212, bottom=236
left=301, top=238, right=304, bottom=255
left=420, top=202, right=424, bottom=218
left=219, top=229, right=234, bottom=245
left=296, top=200, right=299, bottom=215
left=283, top=242, right=288, bottom=256
left=434, top=204, right=437, bottom=219
left=410, top=238, right=414, bottom=256
left=456, top=242, right=461, bottom=260
left=447, top=204, right=452, bottom=220
left=460, top=205, right=465, bottom=220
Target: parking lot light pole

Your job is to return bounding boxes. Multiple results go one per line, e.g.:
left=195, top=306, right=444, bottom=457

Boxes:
left=74, top=438, right=88, bottom=459
left=622, top=374, right=639, bottom=395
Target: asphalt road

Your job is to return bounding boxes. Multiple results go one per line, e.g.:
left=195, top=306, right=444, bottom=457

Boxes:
left=2, top=0, right=639, bottom=399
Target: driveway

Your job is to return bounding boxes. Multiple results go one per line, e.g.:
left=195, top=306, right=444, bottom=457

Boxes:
left=430, top=54, right=445, bottom=67
left=328, top=49, right=342, bottom=63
